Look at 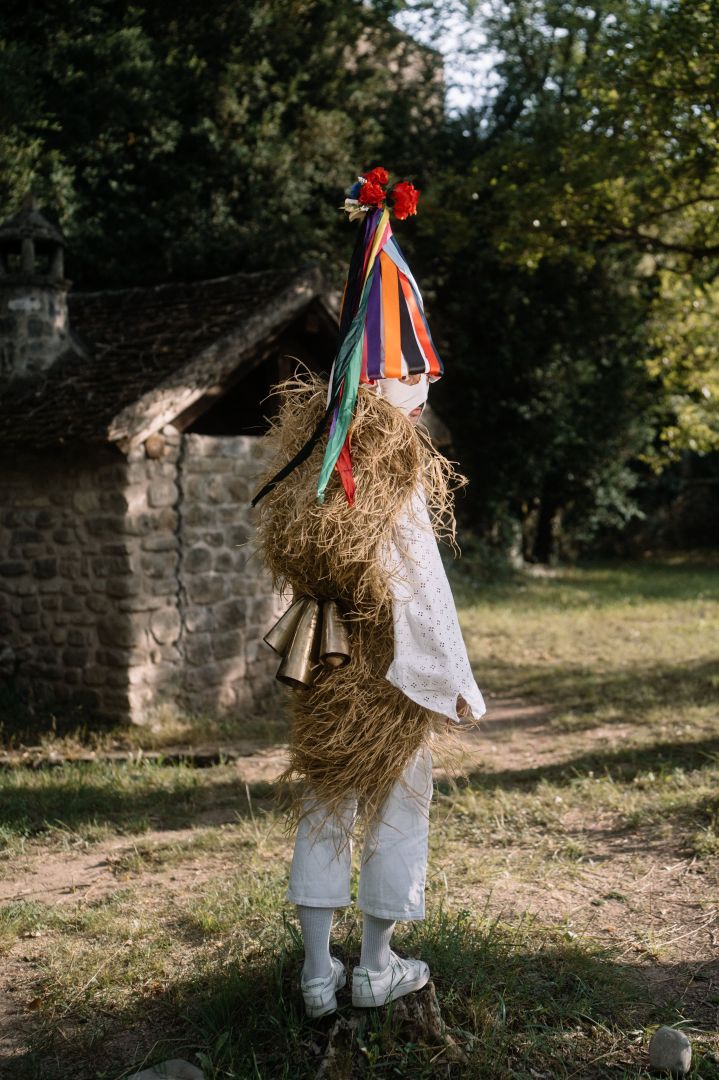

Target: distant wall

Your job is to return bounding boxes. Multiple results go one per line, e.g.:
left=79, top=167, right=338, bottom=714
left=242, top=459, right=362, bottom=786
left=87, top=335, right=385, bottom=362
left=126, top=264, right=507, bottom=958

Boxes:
left=0, top=430, right=281, bottom=725
left=0, top=438, right=184, bottom=721
left=177, top=433, right=282, bottom=716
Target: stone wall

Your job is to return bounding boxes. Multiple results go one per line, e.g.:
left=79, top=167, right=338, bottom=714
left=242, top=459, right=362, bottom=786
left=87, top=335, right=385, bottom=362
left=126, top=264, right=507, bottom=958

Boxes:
left=0, top=429, right=281, bottom=725
left=0, top=436, right=182, bottom=721
left=177, top=433, right=282, bottom=716
left=0, top=280, right=70, bottom=381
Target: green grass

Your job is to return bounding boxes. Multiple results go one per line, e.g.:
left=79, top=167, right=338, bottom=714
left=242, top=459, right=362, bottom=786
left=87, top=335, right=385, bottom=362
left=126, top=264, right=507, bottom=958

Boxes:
left=1, top=557, right=718, bottom=1077
left=454, top=556, right=718, bottom=735
left=0, top=759, right=277, bottom=862
left=7, top=869, right=718, bottom=1079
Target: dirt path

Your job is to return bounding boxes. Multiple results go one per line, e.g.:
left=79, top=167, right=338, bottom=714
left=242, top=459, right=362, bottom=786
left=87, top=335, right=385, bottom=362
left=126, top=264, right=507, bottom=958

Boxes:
left=1, top=696, right=717, bottom=1067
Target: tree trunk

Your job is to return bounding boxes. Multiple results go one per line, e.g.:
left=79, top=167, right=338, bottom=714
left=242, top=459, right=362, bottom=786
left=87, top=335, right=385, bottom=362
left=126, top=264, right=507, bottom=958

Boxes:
left=532, top=483, right=561, bottom=564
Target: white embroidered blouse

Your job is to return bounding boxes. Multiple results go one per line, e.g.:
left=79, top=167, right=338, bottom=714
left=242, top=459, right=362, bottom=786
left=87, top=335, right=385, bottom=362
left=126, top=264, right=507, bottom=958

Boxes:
left=382, top=485, right=486, bottom=723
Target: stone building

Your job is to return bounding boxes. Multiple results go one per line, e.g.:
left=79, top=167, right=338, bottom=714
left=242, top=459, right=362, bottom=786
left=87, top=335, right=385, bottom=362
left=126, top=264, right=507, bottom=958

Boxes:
left=0, top=197, right=338, bottom=724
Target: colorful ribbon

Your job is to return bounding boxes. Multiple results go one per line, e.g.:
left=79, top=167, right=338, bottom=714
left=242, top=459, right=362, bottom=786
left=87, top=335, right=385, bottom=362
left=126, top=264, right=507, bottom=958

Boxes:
left=251, top=204, right=443, bottom=510
left=317, top=208, right=443, bottom=505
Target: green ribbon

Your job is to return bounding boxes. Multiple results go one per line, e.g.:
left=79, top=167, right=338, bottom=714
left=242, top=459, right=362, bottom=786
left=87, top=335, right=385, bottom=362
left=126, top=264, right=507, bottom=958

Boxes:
left=316, top=280, right=372, bottom=503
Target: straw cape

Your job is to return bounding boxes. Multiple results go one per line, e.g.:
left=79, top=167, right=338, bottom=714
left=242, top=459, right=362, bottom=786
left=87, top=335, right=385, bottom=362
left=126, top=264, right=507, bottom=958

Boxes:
left=254, top=374, right=464, bottom=832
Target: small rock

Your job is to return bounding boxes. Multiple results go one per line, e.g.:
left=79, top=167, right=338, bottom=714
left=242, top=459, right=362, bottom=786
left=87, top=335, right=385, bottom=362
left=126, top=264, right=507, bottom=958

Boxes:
left=648, top=1027, right=692, bottom=1075
left=127, top=1060, right=205, bottom=1080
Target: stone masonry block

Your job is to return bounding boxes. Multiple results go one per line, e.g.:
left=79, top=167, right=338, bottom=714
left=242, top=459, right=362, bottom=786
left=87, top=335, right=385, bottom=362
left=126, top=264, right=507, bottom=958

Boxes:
left=182, top=659, right=243, bottom=690
left=182, top=457, right=233, bottom=474
left=186, top=574, right=226, bottom=606
left=213, top=630, right=244, bottom=661
left=223, top=477, right=252, bottom=502
left=0, top=561, right=26, bottom=577
left=85, top=514, right=126, bottom=538
left=141, top=534, right=178, bottom=553
left=91, top=555, right=134, bottom=578
left=148, top=479, right=178, bottom=508
left=215, top=599, right=248, bottom=631
left=84, top=666, right=107, bottom=687
left=149, top=606, right=182, bottom=645
left=141, top=552, right=176, bottom=578
left=203, top=532, right=225, bottom=548
left=184, top=635, right=212, bottom=666
left=117, top=595, right=166, bottom=613
left=128, top=664, right=156, bottom=686
left=106, top=576, right=141, bottom=598
left=99, top=491, right=129, bottom=514
left=184, top=607, right=213, bottom=634
left=101, top=541, right=134, bottom=557
left=72, top=490, right=99, bottom=513
left=53, top=528, right=76, bottom=545
left=148, top=577, right=177, bottom=597
left=98, top=615, right=144, bottom=649
left=62, top=647, right=88, bottom=667
left=184, top=546, right=212, bottom=573
left=213, top=550, right=233, bottom=573
left=22, top=544, right=46, bottom=559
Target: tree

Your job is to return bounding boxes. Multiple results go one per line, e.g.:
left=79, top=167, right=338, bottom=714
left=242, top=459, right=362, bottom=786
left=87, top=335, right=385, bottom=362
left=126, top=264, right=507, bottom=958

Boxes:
left=407, top=0, right=719, bottom=557
left=0, top=0, right=442, bottom=287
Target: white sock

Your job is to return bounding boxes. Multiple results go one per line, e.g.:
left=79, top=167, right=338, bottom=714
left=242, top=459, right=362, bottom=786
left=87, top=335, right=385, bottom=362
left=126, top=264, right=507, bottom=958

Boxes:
left=360, top=914, right=396, bottom=972
left=296, top=905, right=335, bottom=981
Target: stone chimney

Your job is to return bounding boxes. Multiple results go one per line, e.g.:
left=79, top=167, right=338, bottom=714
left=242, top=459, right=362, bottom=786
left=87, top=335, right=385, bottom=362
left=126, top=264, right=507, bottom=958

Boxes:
left=0, top=193, right=70, bottom=382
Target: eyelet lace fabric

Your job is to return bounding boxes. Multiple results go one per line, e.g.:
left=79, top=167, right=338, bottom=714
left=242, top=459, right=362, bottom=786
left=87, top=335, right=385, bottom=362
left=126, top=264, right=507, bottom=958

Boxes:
left=382, top=485, right=486, bottom=723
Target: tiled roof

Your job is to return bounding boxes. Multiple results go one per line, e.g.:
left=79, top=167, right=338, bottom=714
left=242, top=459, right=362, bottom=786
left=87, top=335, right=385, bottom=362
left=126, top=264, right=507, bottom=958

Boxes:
left=0, top=268, right=327, bottom=450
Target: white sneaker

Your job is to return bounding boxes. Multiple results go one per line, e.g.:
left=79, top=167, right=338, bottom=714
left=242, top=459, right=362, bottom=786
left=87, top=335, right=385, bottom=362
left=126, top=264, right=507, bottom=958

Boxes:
left=300, top=956, right=347, bottom=1018
left=351, top=950, right=430, bottom=1008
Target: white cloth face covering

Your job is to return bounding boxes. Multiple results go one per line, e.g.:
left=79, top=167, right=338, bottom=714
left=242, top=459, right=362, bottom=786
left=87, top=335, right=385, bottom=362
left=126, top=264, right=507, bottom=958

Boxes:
left=381, top=484, right=486, bottom=723
left=376, top=376, right=429, bottom=416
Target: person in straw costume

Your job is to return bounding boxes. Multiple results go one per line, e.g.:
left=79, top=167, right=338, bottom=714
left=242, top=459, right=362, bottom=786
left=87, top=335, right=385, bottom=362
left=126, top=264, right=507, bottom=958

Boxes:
left=252, top=167, right=485, bottom=1017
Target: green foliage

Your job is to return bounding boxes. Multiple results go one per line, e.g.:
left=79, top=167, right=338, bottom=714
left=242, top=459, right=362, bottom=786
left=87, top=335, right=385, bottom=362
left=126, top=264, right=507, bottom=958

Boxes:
left=413, top=0, right=719, bottom=555
left=0, top=0, right=437, bottom=286
left=1, top=0, right=716, bottom=555
left=468, top=0, right=719, bottom=275
left=645, top=274, right=719, bottom=466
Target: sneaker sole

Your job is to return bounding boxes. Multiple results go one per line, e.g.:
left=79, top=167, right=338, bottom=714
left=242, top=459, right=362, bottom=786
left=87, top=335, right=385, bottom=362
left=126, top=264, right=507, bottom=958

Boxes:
left=351, top=966, right=430, bottom=1008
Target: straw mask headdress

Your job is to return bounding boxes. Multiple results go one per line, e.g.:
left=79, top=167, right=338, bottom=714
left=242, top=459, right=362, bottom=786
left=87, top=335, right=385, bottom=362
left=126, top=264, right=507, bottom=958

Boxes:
left=252, top=166, right=443, bottom=509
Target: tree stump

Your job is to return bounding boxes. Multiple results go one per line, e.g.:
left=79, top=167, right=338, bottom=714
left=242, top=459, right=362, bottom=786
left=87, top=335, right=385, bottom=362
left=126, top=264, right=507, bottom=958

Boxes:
left=315, top=980, right=468, bottom=1079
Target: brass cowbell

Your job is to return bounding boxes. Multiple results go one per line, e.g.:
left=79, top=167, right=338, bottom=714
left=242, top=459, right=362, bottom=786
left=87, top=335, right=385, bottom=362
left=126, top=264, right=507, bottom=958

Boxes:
left=263, top=597, right=351, bottom=689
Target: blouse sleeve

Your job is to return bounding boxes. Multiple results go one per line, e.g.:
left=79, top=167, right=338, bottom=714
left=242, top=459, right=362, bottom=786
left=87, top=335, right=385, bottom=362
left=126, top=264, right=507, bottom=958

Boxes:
left=382, top=485, right=486, bottom=723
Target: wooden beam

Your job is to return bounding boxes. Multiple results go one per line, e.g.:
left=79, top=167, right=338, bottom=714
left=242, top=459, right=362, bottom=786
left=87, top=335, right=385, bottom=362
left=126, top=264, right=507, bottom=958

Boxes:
left=109, top=267, right=325, bottom=453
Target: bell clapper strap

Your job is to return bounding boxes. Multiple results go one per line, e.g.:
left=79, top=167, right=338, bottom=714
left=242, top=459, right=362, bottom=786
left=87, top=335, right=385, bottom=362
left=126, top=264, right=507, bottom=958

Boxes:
left=262, top=597, right=351, bottom=690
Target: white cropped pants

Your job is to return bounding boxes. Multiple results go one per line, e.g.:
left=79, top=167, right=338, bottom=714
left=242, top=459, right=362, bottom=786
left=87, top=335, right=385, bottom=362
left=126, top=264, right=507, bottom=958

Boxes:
left=286, top=746, right=433, bottom=921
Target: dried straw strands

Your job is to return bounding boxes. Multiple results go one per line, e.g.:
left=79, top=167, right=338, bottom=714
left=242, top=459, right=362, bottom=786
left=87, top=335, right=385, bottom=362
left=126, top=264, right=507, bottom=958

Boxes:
left=254, top=375, right=464, bottom=833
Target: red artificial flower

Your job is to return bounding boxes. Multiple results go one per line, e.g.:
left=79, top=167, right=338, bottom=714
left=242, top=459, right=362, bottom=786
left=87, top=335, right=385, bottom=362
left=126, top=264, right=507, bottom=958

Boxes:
left=391, top=180, right=420, bottom=220
left=363, top=166, right=389, bottom=187
left=358, top=180, right=386, bottom=207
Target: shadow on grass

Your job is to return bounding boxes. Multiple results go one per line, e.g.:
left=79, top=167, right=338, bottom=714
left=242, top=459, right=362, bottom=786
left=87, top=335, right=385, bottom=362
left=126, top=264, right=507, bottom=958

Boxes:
left=14, top=907, right=719, bottom=1080
left=455, top=557, right=719, bottom=609
left=459, top=734, right=719, bottom=795
left=481, top=655, right=719, bottom=720
left=2, top=725, right=716, bottom=848
left=0, top=766, right=277, bottom=843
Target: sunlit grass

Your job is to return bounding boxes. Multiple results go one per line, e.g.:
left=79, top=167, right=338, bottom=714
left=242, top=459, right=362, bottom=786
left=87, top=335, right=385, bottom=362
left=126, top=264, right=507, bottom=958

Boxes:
left=454, top=557, right=718, bottom=734
left=1, top=557, right=717, bottom=1076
